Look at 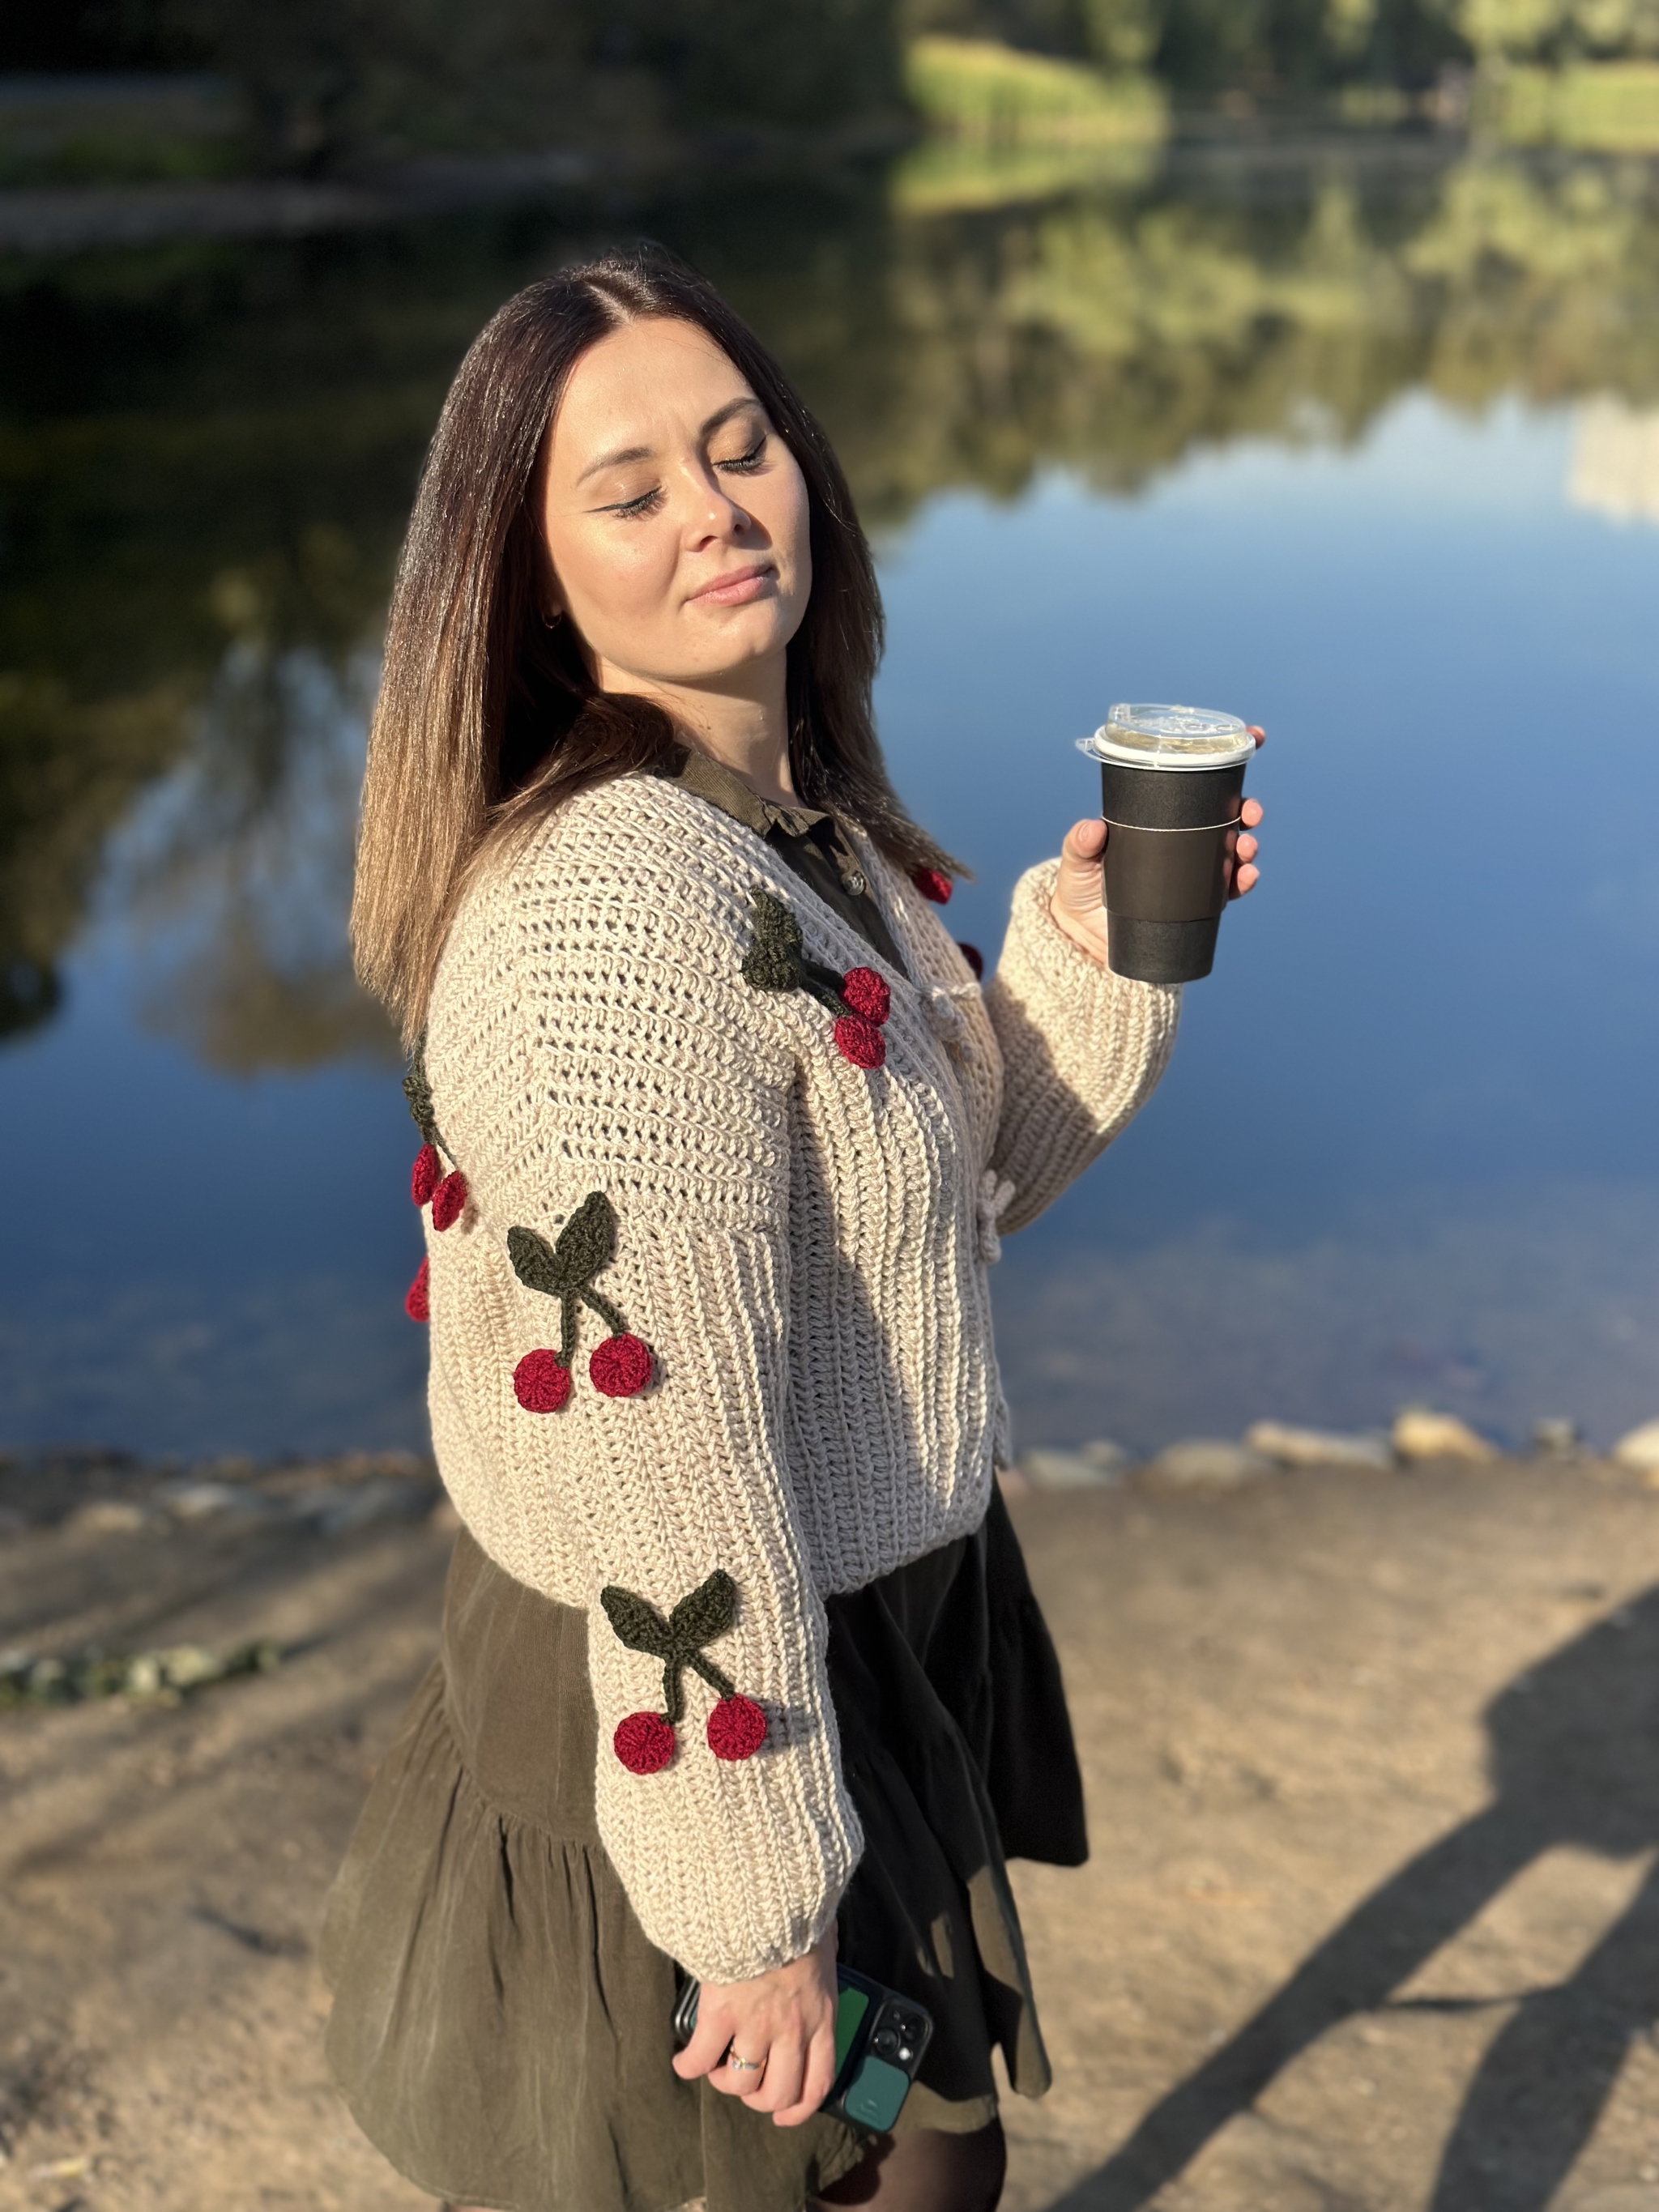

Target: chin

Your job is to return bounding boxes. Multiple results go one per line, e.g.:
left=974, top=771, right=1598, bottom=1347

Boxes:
left=684, top=603, right=799, bottom=671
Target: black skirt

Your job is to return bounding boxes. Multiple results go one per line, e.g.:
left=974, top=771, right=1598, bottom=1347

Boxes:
left=319, top=1484, right=1086, bottom=2212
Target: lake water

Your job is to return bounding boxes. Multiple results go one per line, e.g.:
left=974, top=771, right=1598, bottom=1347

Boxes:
left=3, top=140, right=1658, bottom=1460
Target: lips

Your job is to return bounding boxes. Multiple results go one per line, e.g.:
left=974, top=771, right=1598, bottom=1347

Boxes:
left=686, top=563, right=774, bottom=606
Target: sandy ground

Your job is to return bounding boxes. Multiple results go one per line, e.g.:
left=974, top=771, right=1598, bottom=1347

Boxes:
left=2, top=1448, right=1657, bottom=2212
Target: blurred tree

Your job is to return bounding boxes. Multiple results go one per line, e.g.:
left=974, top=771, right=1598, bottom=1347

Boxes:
left=1457, top=0, right=1659, bottom=55
left=905, top=0, right=1468, bottom=83
left=901, top=0, right=1098, bottom=55
left=597, top=0, right=905, bottom=130
left=147, top=0, right=903, bottom=173
left=159, top=0, right=593, bottom=172
left=0, top=0, right=199, bottom=71
left=1081, top=0, right=1162, bottom=67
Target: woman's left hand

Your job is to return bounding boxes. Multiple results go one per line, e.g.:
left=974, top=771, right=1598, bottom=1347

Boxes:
left=1050, top=725, right=1265, bottom=968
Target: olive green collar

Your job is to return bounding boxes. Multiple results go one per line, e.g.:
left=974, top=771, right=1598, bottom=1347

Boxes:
left=670, top=746, right=827, bottom=843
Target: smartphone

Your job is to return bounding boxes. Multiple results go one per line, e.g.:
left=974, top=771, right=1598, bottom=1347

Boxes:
left=672, top=1962, right=933, bottom=2133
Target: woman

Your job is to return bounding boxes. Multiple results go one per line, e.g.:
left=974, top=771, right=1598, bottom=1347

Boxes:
left=323, top=246, right=1263, bottom=2212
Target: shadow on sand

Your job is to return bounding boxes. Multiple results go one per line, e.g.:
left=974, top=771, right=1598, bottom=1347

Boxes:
left=1050, top=1584, right=1659, bottom=2212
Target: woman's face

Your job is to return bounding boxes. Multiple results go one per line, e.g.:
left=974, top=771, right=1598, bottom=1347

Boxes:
left=540, top=317, right=812, bottom=697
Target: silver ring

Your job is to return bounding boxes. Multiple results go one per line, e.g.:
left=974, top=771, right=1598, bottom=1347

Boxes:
left=726, top=2052, right=766, bottom=2074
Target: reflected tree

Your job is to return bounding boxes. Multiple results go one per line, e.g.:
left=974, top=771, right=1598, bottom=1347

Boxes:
left=117, top=532, right=399, bottom=1073
left=2, top=145, right=1657, bottom=1068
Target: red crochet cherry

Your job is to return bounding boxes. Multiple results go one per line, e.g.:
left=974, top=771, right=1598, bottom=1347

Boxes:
left=403, top=1255, right=430, bottom=1323
left=590, top=1333, right=652, bottom=1398
left=432, top=1170, right=468, bottom=1232
left=956, top=941, right=984, bottom=980
left=841, top=966, right=890, bottom=1026
left=706, top=1694, right=767, bottom=1762
left=411, top=1143, right=441, bottom=1206
left=614, top=1711, right=676, bottom=1775
left=912, top=867, right=953, bottom=905
left=834, top=1015, right=885, bottom=1070
left=514, top=1348, right=572, bottom=1413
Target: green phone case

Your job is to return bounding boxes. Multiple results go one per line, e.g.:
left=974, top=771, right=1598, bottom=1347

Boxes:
left=672, top=1963, right=932, bottom=2133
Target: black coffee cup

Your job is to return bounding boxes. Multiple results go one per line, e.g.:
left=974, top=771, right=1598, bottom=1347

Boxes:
left=1077, top=705, right=1255, bottom=984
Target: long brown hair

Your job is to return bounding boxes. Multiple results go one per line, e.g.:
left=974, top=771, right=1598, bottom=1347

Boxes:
left=352, top=243, right=958, bottom=1046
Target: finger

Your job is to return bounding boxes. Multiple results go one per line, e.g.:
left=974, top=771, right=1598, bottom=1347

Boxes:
left=746, top=2033, right=804, bottom=2116
left=1247, top=724, right=1266, bottom=747
left=1061, top=816, right=1107, bottom=861
left=1234, top=863, right=1260, bottom=896
left=772, top=2015, right=840, bottom=2128
left=672, top=2005, right=736, bottom=2084
left=710, top=2044, right=773, bottom=2099
left=1239, top=798, right=1264, bottom=827
left=1235, top=834, right=1257, bottom=863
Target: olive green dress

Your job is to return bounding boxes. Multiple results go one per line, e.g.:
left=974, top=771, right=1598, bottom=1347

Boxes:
left=318, top=759, right=1088, bottom=2212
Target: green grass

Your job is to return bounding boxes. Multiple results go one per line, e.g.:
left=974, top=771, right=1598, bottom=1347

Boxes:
left=904, top=35, right=1167, bottom=147
left=1488, top=61, right=1659, bottom=151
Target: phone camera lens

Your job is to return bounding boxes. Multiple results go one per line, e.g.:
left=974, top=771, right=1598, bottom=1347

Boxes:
left=872, top=2027, right=899, bottom=2057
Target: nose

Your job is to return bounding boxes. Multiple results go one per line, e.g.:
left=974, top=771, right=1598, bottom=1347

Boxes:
left=683, top=462, right=752, bottom=544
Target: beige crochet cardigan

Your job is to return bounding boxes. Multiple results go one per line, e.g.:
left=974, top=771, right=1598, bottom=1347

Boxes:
left=420, top=769, right=1179, bottom=1984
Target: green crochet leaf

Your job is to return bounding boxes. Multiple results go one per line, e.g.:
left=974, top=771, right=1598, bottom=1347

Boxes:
left=599, top=1570, right=744, bottom=1721
left=742, top=889, right=805, bottom=993
left=506, top=1225, right=559, bottom=1296
left=740, top=887, right=853, bottom=1018
left=671, top=1570, right=737, bottom=1647
left=508, top=1192, right=618, bottom=1299
left=557, top=1190, right=618, bottom=1287
left=600, top=1584, right=674, bottom=1659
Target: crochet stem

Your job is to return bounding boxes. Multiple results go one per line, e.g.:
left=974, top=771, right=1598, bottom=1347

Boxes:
left=689, top=1652, right=738, bottom=1702
left=800, top=962, right=851, bottom=1018
left=581, top=1288, right=628, bottom=1335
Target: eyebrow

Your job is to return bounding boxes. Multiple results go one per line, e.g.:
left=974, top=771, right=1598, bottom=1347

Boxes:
left=575, top=396, right=765, bottom=488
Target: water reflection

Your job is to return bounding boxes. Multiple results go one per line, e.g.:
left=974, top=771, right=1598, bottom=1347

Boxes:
left=118, top=632, right=391, bottom=1072
left=4, top=146, right=1657, bottom=1063
left=2, top=136, right=1658, bottom=1451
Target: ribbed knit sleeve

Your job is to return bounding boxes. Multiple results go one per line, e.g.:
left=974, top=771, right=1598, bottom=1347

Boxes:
left=423, top=819, right=862, bottom=1986
left=983, top=859, right=1181, bottom=1234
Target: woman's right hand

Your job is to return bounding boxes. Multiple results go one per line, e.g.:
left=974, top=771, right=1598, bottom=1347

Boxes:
left=672, top=1924, right=839, bottom=2126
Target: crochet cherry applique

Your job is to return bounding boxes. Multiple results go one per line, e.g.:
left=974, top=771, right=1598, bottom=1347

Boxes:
left=956, top=941, right=984, bottom=980
left=600, top=1570, right=767, bottom=1774
left=743, top=889, right=893, bottom=1071
left=841, top=966, right=889, bottom=1023
left=590, top=1332, right=653, bottom=1398
left=913, top=867, right=953, bottom=905
left=508, top=1191, right=654, bottom=1412
left=512, top=1346, right=572, bottom=1412
left=613, top=1711, right=676, bottom=1775
left=431, top=1170, right=468, bottom=1231
left=404, top=1059, right=467, bottom=1230
left=404, top=1256, right=430, bottom=1323
left=706, top=1693, right=769, bottom=1761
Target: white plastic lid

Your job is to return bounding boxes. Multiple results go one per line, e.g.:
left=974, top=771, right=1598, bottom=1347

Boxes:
left=1077, top=703, right=1254, bottom=772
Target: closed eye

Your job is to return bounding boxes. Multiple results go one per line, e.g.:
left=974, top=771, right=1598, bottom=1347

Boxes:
left=715, top=433, right=768, bottom=475
left=599, top=485, right=665, bottom=518
left=595, top=429, right=768, bottom=517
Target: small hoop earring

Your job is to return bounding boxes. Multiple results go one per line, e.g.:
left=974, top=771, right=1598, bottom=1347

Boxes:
left=543, top=607, right=564, bottom=629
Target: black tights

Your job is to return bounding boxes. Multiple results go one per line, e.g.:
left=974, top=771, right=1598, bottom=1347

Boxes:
left=816, top=2120, right=1006, bottom=2212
